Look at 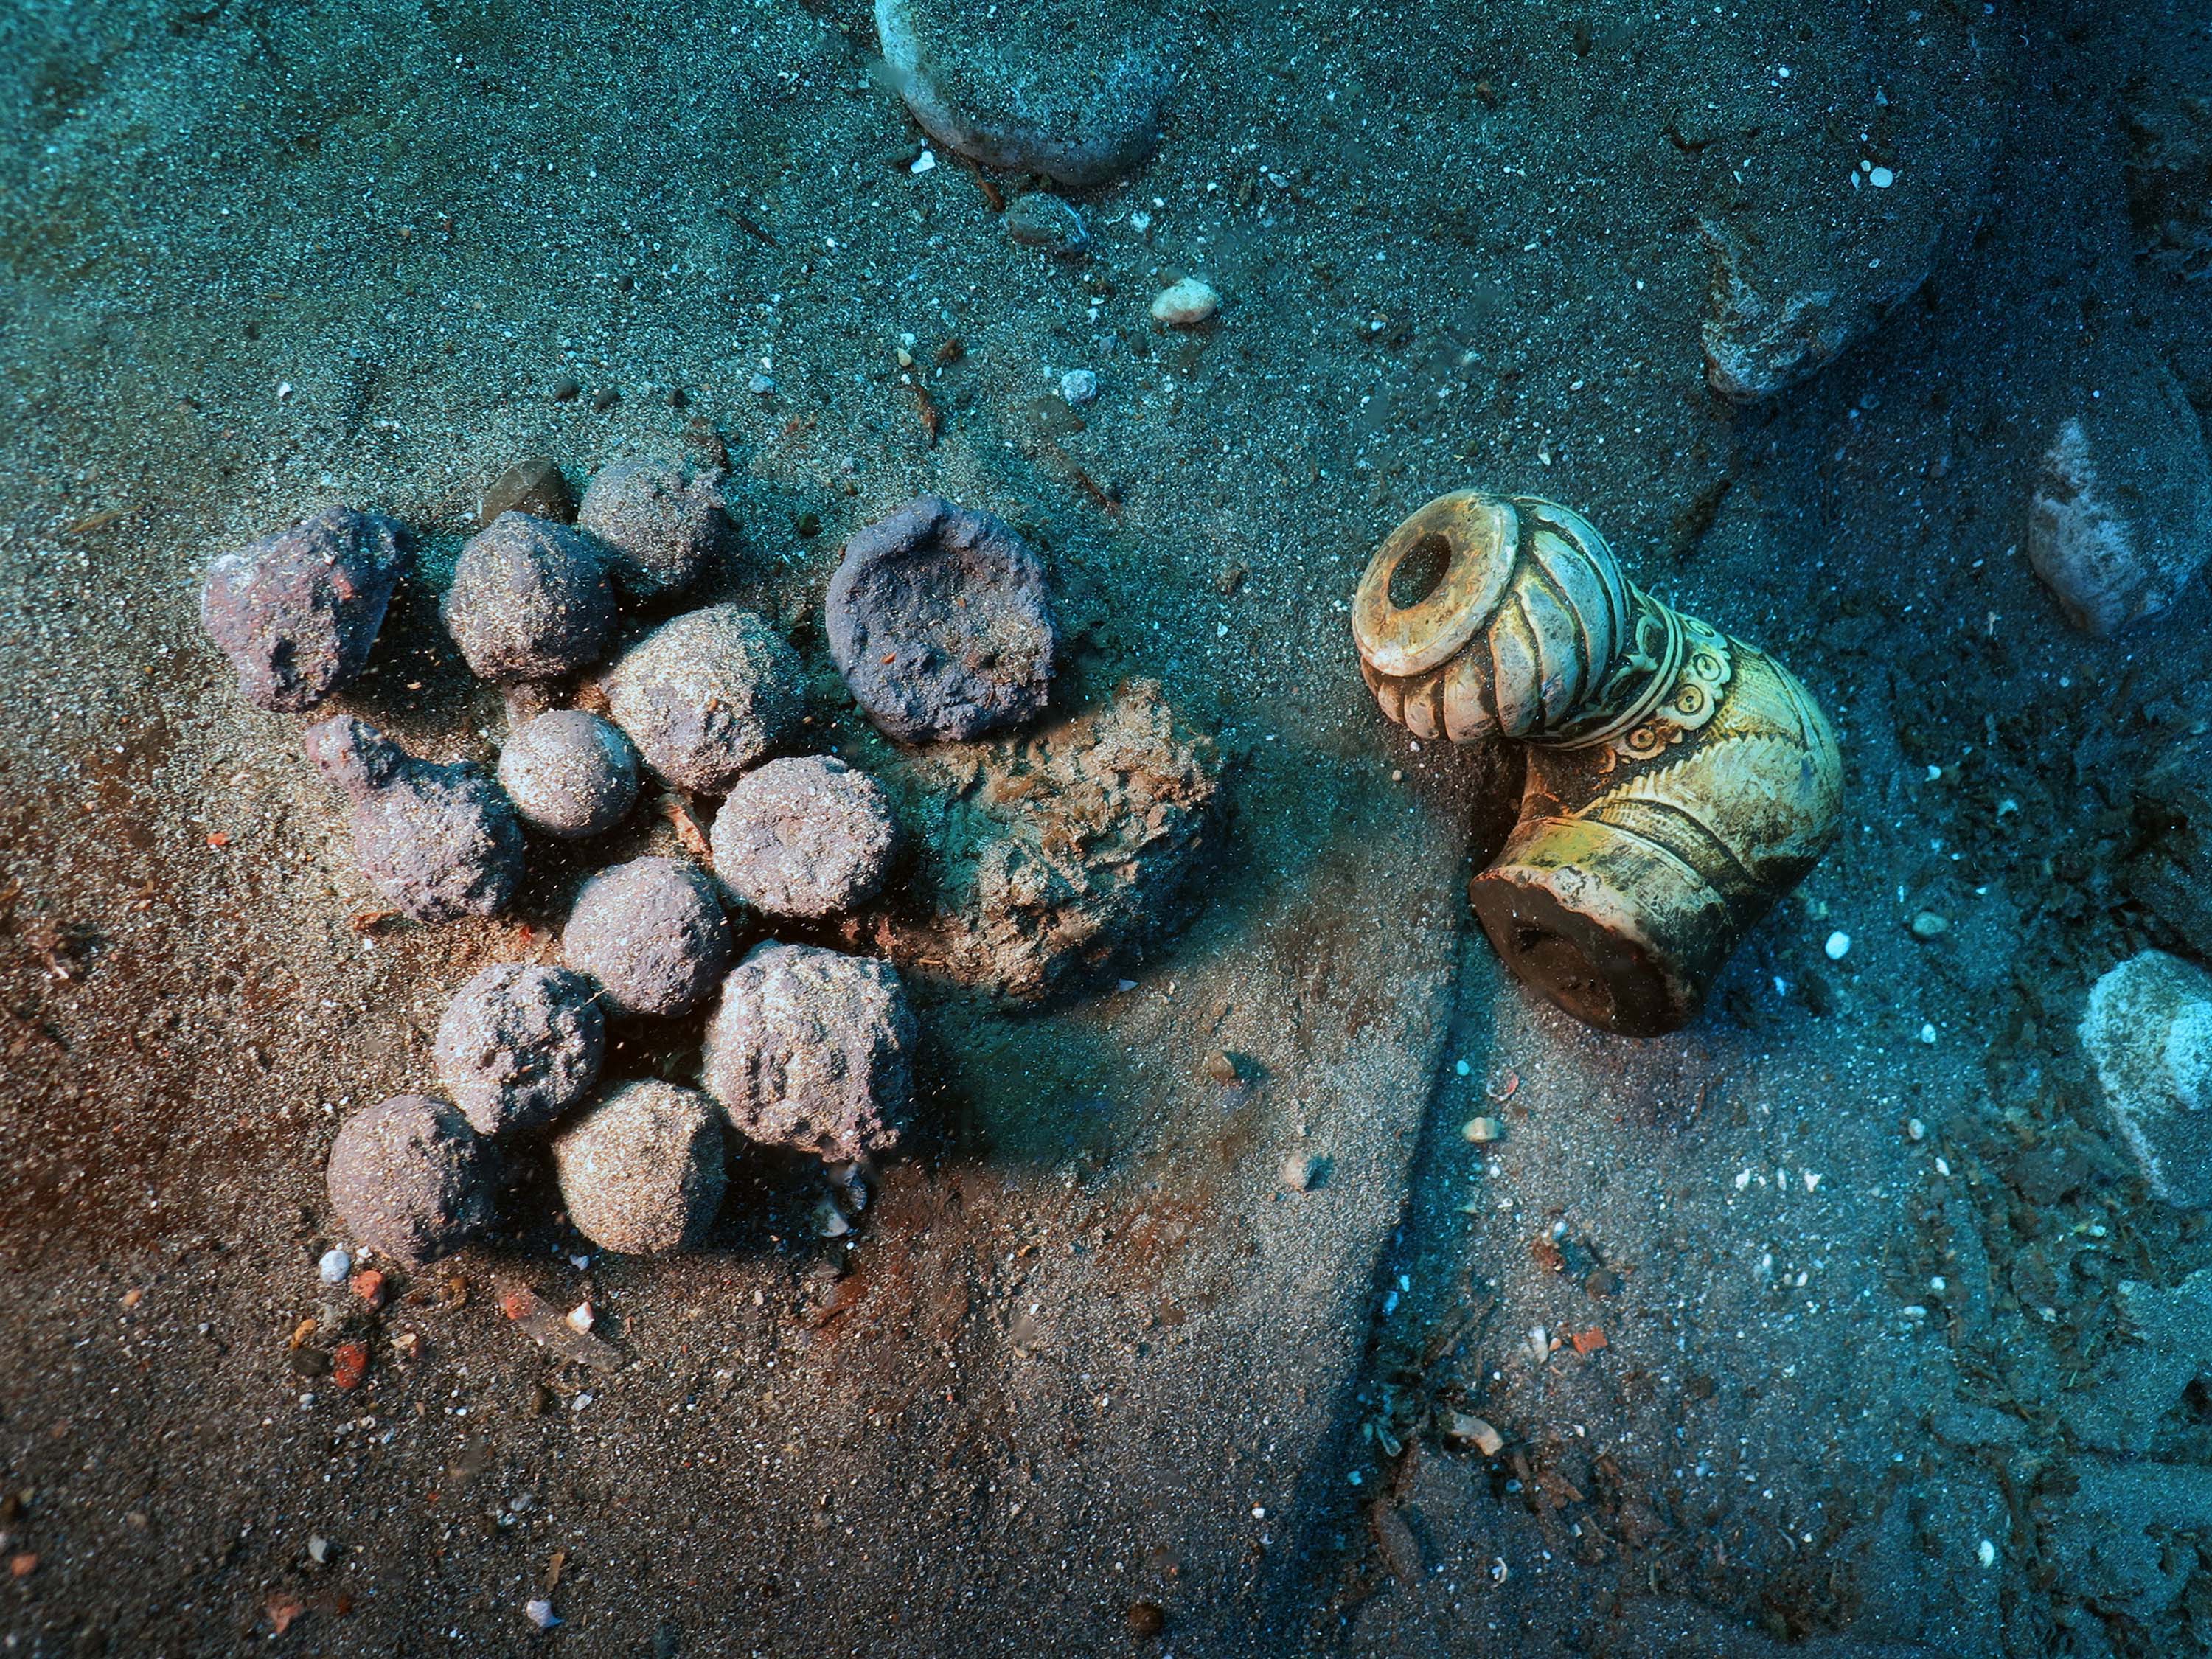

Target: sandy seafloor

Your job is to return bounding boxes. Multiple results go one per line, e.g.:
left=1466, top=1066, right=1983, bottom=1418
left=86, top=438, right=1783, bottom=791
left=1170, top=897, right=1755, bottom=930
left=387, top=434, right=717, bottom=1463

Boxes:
left=4, top=1, right=2212, bottom=1654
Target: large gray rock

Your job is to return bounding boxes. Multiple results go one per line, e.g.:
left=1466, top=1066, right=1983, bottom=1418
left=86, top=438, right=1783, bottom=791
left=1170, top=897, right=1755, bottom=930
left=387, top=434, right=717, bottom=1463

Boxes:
left=709, top=754, right=898, bottom=920
left=577, top=458, right=730, bottom=599
left=561, top=856, right=734, bottom=1019
left=442, top=511, right=616, bottom=684
left=434, top=964, right=606, bottom=1138
left=874, top=0, right=1183, bottom=188
left=198, top=506, right=411, bottom=712
left=497, top=709, right=639, bottom=841
left=2025, top=361, right=2212, bottom=636
left=2081, top=950, right=2212, bottom=1206
left=826, top=495, right=1058, bottom=744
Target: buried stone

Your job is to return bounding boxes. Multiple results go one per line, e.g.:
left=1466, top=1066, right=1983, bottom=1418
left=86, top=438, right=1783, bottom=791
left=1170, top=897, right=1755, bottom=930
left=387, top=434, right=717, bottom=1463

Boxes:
left=2081, top=950, right=2212, bottom=1206
left=874, top=0, right=1184, bottom=189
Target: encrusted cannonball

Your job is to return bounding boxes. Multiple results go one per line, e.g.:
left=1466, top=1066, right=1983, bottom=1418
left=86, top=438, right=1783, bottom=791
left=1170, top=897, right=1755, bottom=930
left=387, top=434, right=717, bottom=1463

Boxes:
left=442, top=511, right=616, bottom=684
left=701, top=943, right=918, bottom=1161
left=561, top=857, right=734, bottom=1018
left=434, top=964, right=607, bottom=1137
left=497, top=710, right=640, bottom=840
left=577, top=459, right=731, bottom=599
left=600, top=605, right=807, bottom=793
left=303, top=715, right=526, bottom=923
left=709, top=755, right=899, bottom=919
left=552, top=1079, right=727, bottom=1254
left=199, top=506, right=413, bottom=712
left=325, top=1094, right=500, bottom=1265
left=825, top=495, right=1058, bottom=742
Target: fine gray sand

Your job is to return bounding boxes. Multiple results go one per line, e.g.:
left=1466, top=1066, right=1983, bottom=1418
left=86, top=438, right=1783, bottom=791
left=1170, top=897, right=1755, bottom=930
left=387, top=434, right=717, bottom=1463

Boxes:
left=4, top=1, right=2212, bottom=1655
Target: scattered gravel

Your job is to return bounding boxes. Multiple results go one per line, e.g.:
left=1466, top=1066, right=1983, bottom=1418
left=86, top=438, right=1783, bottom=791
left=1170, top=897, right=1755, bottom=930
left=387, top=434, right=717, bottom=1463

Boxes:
left=600, top=604, right=807, bottom=793
left=577, top=458, right=731, bottom=599
left=302, top=715, right=526, bottom=922
left=825, top=495, right=1057, bottom=742
left=497, top=710, right=640, bottom=840
left=709, top=755, right=899, bottom=919
left=325, top=1095, right=500, bottom=1265
left=442, top=511, right=617, bottom=685
left=198, top=506, right=412, bottom=712
left=702, top=942, right=918, bottom=1161
left=552, top=1079, right=727, bottom=1255
left=561, top=856, right=734, bottom=1018
left=434, top=964, right=607, bottom=1137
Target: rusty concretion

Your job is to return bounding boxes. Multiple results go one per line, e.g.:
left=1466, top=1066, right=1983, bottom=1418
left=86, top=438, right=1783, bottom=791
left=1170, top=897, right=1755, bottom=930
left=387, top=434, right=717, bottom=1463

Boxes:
left=1352, top=490, right=1843, bottom=1036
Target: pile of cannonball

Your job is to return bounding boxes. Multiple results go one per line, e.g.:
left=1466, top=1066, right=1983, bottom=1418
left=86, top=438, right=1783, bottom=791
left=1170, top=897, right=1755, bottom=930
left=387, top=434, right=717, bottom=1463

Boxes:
left=201, top=459, right=1060, bottom=1264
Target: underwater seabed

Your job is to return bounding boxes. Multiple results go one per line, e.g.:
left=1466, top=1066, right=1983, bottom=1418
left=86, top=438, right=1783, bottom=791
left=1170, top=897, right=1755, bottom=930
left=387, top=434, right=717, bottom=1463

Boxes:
left=1, top=0, right=2211, bottom=1654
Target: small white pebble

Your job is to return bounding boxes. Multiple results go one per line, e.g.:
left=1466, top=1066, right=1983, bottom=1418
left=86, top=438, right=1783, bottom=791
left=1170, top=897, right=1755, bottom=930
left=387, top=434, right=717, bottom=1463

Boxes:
left=1824, top=930, right=1851, bottom=961
left=1455, top=1059, right=1472, bottom=1077
left=318, top=1248, right=352, bottom=1286
left=524, top=1599, right=561, bottom=1630
left=1919, top=1022, right=1938, bottom=1045
left=566, top=1301, right=594, bottom=1335
left=1463, top=1116, right=1505, bottom=1144
left=1150, top=276, right=1221, bottom=327
left=1869, top=166, right=1895, bottom=188
left=1978, top=1538, right=1996, bottom=1568
left=1907, top=1117, right=1927, bottom=1141
left=1059, top=368, right=1099, bottom=405
left=1803, top=1170, right=1823, bottom=1192
left=909, top=150, right=936, bottom=175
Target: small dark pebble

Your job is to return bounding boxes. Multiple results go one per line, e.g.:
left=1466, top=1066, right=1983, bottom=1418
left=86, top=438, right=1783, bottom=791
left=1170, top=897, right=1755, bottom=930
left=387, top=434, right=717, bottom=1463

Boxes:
left=1127, top=1602, right=1166, bottom=1638
left=552, top=375, right=580, bottom=402
left=478, top=458, right=575, bottom=529
left=793, top=511, right=822, bottom=539
left=591, top=387, right=619, bottom=412
left=1003, top=191, right=1090, bottom=257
